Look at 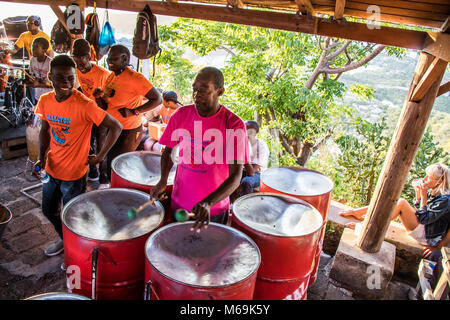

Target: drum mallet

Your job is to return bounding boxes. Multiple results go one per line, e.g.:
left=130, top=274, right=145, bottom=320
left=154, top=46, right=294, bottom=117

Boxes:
left=127, top=193, right=167, bottom=219
left=175, top=209, right=196, bottom=222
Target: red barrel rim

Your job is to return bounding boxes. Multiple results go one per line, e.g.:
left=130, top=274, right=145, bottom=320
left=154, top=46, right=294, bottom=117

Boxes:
left=111, top=150, right=176, bottom=187
left=145, top=222, right=261, bottom=289
left=61, top=188, right=165, bottom=243
left=232, top=192, right=323, bottom=238
left=261, top=167, right=334, bottom=197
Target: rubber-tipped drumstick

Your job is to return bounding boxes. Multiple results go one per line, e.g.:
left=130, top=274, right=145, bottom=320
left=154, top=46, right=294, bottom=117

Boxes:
left=127, top=193, right=167, bottom=219
left=175, top=209, right=195, bottom=222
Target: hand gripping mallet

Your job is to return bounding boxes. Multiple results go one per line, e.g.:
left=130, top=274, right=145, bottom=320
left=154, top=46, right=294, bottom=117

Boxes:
left=174, top=209, right=196, bottom=222
left=127, top=193, right=167, bottom=219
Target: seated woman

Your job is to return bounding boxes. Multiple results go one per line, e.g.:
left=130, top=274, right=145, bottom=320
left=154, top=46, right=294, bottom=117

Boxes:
left=340, top=163, right=450, bottom=248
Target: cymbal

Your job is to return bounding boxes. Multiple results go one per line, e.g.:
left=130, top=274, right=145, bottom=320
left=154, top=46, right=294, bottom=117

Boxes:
left=0, top=63, right=23, bottom=70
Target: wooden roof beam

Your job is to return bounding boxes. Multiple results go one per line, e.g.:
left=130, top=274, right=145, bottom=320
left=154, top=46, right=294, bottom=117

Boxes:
left=441, top=16, right=450, bottom=33
left=334, top=0, right=346, bottom=20
left=437, top=81, right=450, bottom=97
left=411, top=57, right=448, bottom=102
left=6, top=0, right=431, bottom=50
left=423, top=32, right=450, bottom=62
left=295, top=0, right=315, bottom=15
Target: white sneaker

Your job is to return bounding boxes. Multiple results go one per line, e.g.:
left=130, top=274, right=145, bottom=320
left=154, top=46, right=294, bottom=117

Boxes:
left=44, top=239, right=64, bottom=257
left=98, top=183, right=110, bottom=190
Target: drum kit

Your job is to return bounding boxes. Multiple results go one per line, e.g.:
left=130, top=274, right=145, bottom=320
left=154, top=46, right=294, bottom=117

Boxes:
left=0, top=41, right=34, bottom=128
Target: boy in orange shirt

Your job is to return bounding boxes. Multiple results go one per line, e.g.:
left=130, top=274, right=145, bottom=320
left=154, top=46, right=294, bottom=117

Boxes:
left=72, top=38, right=110, bottom=185
left=34, top=55, right=122, bottom=257
left=94, top=44, right=162, bottom=184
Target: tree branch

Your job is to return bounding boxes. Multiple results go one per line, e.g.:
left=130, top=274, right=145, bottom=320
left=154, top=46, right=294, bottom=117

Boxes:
left=219, top=45, right=236, bottom=57
left=279, top=133, right=294, bottom=155
left=325, top=40, right=352, bottom=62
left=312, top=129, right=333, bottom=152
left=320, top=45, right=385, bottom=74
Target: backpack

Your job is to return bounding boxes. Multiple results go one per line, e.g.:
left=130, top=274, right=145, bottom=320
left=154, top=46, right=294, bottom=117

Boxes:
left=85, top=12, right=102, bottom=61
left=132, top=5, right=161, bottom=60
left=65, top=4, right=85, bottom=35
left=50, top=20, right=71, bottom=54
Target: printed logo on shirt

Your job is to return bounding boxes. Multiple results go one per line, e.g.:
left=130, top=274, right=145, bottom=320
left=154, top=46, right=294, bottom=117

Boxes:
left=79, top=77, right=95, bottom=95
left=47, top=114, right=71, bottom=145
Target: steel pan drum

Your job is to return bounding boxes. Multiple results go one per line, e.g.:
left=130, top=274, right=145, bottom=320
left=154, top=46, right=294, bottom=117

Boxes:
left=232, top=193, right=323, bottom=300
left=25, top=292, right=91, bottom=300
left=62, top=188, right=165, bottom=300
left=260, top=167, right=333, bottom=285
left=25, top=114, right=40, bottom=161
left=144, top=222, right=261, bottom=300
left=111, top=151, right=177, bottom=193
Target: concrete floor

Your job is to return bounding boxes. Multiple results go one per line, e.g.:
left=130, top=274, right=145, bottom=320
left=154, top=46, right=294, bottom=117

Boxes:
left=0, top=154, right=415, bottom=300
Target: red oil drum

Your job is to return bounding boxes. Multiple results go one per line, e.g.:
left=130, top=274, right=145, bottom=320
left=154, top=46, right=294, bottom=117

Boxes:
left=62, top=188, right=165, bottom=300
left=25, top=292, right=90, bottom=300
left=232, top=193, right=323, bottom=300
left=260, top=167, right=333, bottom=285
left=110, top=151, right=177, bottom=194
left=144, top=222, right=261, bottom=300
left=111, top=151, right=177, bottom=224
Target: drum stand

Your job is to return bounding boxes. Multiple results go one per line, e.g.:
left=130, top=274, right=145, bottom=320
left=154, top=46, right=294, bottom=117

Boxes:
left=20, top=157, right=42, bottom=205
left=2, top=48, right=34, bottom=127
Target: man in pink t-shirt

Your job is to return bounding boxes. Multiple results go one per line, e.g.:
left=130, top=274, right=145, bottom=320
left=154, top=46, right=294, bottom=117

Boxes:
left=150, top=67, right=249, bottom=230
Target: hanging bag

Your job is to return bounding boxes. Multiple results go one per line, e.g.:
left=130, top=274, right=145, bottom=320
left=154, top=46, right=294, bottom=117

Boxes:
left=98, top=7, right=116, bottom=57
left=85, top=12, right=102, bottom=61
left=132, top=4, right=161, bottom=59
left=50, top=20, right=71, bottom=54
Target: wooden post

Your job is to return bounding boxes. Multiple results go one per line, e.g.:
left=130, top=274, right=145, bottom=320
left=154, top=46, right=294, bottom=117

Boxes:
left=356, top=52, right=447, bottom=253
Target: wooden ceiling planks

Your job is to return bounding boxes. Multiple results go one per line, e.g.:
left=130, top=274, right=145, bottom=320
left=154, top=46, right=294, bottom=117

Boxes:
left=4, top=0, right=450, bottom=56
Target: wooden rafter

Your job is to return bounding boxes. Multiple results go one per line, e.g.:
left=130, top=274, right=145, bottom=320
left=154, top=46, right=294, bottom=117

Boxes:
left=411, top=57, right=448, bottom=102
left=4, top=0, right=447, bottom=53
left=437, top=81, right=450, bottom=97
left=334, top=0, right=345, bottom=20
left=423, top=32, right=450, bottom=63
left=49, top=3, right=72, bottom=36
left=441, top=16, right=450, bottom=33
left=295, top=0, right=315, bottom=14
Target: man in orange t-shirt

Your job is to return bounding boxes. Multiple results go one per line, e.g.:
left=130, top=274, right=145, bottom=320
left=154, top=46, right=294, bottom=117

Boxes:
left=34, top=55, right=122, bottom=257
left=72, top=38, right=110, bottom=186
left=94, top=44, right=162, bottom=184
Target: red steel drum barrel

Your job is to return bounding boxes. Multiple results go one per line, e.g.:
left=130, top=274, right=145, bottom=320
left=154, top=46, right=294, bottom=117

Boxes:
left=62, top=188, right=164, bottom=300
left=110, top=151, right=177, bottom=193
left=144, top=222, right=261, bottom=300
left=232, top=193, right=323, bottom=300
left=260, top=167, right=333, bottom=285
left=25, top=292, right=91, bottom=300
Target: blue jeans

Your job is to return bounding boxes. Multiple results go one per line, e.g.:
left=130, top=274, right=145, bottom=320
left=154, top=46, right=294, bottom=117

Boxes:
left=240, top=172, right=261, bottom=196
left=42, top=173, right=86, bottom=239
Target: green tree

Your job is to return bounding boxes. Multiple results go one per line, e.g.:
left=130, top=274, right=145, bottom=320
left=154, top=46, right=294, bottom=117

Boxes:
left=334, top=117, right=391, bottom=207
left=163, top=19, right=400, bottom=166
left=151, top=26, right=197, bottom=103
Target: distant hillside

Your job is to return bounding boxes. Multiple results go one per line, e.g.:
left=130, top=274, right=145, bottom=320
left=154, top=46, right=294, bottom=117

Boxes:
left=340, top=51, right=450, bottom=151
